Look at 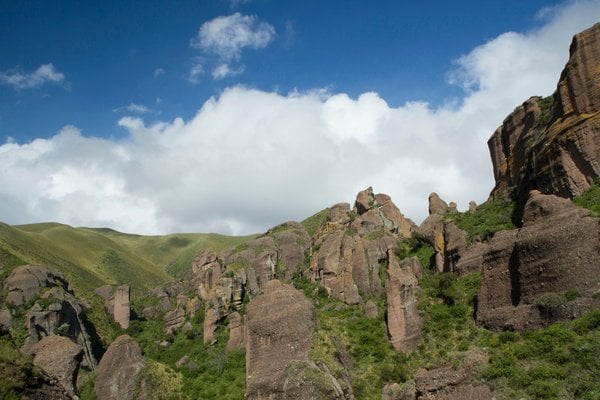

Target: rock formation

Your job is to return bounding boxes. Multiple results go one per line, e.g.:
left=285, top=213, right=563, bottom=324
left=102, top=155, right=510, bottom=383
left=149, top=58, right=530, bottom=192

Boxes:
left=488, top=23, right=600, bottom=212
left=476, top=191, right=600, bottom=330
left=245, top=280, right=349, bottom=399
left=94, top=284, right=131, bottom=329
left=32, top=335, right=83, bottom=399
left=94, top=335, right=146, bottom=400
left=386, top=249, right=422, bottom=352
left=5, top=265, right=69, bottom=307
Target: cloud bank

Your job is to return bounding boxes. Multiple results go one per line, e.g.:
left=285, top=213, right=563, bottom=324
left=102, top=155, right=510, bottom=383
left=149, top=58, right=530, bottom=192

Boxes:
left=1, top=1, right=599, bottom=235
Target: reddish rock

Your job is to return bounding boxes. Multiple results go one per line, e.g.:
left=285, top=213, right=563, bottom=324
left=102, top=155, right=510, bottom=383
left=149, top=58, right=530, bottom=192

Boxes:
left=245, top=280, right=347, bottom=399
left=94, top=335, right=145, bottom=400
left=386, top=249, right=422, bottom=353
left=477, top=192, right=600, bottom=331
left=354, top=186, right=376, bottom=215
left=489, top=23, right=600, bottom=205
left=226, top=311, right=245, bottom=352
left=165, top=307, right=186, bottom=336
left=113, top=284, right=130, bottom=329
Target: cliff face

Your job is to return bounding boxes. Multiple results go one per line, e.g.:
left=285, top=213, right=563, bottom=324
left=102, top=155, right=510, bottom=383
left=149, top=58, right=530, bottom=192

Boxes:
left=489, top=23, right=600, bottom=213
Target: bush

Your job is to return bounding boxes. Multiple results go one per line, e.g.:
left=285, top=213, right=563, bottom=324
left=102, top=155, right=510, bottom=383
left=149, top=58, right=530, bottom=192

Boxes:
left=448, top=199, right=515, bottom=242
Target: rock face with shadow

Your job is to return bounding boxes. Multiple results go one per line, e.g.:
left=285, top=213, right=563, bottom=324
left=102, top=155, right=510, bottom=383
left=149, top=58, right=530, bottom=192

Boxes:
left=476, top=191, right=600, bottom=331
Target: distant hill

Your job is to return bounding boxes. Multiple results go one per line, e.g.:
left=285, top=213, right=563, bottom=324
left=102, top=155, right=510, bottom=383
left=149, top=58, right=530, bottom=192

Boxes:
left=0, top=221, right=254, bottom=297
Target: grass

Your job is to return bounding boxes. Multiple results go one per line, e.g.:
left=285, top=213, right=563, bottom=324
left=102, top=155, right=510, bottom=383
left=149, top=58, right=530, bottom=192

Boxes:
left=301, top=208, right=330, bottom=237
left=573, top=179, right=600, bottom=217
left=447, top=198, right=515, bottom=242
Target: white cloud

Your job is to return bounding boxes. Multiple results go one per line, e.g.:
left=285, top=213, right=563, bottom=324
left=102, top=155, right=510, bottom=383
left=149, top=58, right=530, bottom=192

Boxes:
left=153, top=68, right=165, bottom=77
left=191, top=13, right=275, bottom=61
left=212, top=63, right=245, bottom=79
left=188, top=62, right=205, bottom=83
left=113, top=103, right=150, bottom=114
left=0, top=63, right=65, bottom=90
left=1, top=1, right=598, bottom=235
left=227, top=0, right=251, bottom=8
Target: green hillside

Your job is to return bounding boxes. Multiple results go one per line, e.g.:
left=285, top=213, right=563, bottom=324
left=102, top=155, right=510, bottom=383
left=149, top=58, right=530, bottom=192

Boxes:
left=0, top=222, right=254, bottom=298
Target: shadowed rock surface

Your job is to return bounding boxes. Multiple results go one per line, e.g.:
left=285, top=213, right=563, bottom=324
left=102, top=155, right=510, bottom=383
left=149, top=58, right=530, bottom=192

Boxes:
left=477, top=191, right=600, bottom=330
left=5, top=265, right=69, bottom=307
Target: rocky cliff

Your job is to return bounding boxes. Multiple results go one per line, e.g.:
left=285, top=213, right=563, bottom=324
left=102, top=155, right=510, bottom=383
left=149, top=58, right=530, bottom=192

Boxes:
left=489, top=23, right=600, bottom=217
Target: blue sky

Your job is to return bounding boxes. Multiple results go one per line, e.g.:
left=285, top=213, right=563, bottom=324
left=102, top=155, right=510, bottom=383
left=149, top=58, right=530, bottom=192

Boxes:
left=0, top=0, right=599, bottom=234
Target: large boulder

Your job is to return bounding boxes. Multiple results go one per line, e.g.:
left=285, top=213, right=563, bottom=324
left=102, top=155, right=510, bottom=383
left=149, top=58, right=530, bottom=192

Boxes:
left=94, top=335, right=145, bottom=400
left=5, top=265, right=69, bottom=307
left=245, top=280, right=348, bottom=399
left=32, top=335, right=83, bottom=399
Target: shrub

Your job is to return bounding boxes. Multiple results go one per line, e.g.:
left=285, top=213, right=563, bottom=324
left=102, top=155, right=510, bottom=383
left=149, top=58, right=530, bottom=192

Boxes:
left=448, top=198, right=515, bottom=242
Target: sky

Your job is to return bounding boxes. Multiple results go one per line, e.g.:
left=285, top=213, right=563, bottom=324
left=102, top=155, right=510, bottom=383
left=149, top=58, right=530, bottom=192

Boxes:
left=0, top=0, right=599, bottom=235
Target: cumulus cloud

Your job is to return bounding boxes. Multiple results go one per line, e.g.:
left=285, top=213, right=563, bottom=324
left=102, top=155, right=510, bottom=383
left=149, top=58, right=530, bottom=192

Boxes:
left=191, top=13, right=275, bottom=60
left=189, top=13, right=275, bottom=80
left=1, top=0, right=598, bottom=235
left=188, top=61, right=205, bottom=83
left=0, top=63, right=65, bottom=90
left=153, top=68, right=165, bottom=77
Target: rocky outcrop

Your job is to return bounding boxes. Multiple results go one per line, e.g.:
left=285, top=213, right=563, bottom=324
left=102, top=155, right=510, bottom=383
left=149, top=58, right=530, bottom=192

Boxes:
left=113, top=284, right=130, bottom=329
left=391, top=350, right=492, bottom=400
left=5, top=265, right=69, bottom=307
left=94, top=335, right=145, bottom=400
left=311, top=188, right=415, bottom=305
left=94, top=284, right=130, bottom=329
left=32, top=335, right=83, bottom=399
left=245, top=280, right=349, bottom=399
left=417, top=194, right=468, bottom=273
left=0, top=308, right=11, bottom=335
left=20, top=282, right=100, bottom=370
left=386, top=249, right=422, bottom=353
left=477, top=191, right=600, bottom=330
left=489, top=23, right=600, bottom=212
left=226, top=311, right=245, bottom=352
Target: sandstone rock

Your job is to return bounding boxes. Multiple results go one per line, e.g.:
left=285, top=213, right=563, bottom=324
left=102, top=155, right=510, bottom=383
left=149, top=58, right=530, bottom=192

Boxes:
left=329, top=203, right=351, bottom=224
left=22, top=286, right=99, bottom=370
left=165, top=307, right=186, bottom=336
left=203, top=307, right=219, bottom=345
left=386, top=249, right=422, bottom=353
left=489, top=23, right=600, bottom=206
left=428, top=193, right=448, bottom=216
left=246, top=280, right=348, bottom=399
left=477, top=192, right=600, bottom=330
left=355, top=186, right=376, bottom=215
left=94, top=335, right=145, bottom=400
left=32, top=335, right=83, bottom=398
left=454, top=242, right=488, bottom=276
left=113, top=284, right=130, bottom=329
left=5, top=265, right=69, bottom=307
left=226, top=311, right=245, bottom=352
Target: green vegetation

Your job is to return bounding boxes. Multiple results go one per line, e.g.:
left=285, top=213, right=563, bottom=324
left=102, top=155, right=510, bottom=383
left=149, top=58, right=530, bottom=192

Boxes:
left=396, top=233, right=435, bottom=268
left=482, top=310, right=600, bottom=399
left=127, top=301, right=246, bottom=399
left=534, top=95, right=554, bottom=129
left=448, top=198, right=515, bottom=242
left=301, top=208, right=330, bottom=237
left=0, top=337, right=39, bottom=399
left=574, top=179, right=600, bottom=217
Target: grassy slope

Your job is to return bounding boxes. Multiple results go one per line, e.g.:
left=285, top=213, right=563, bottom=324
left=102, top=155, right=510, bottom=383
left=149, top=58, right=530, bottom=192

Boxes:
left=0, top=222, right=254, bottom=297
